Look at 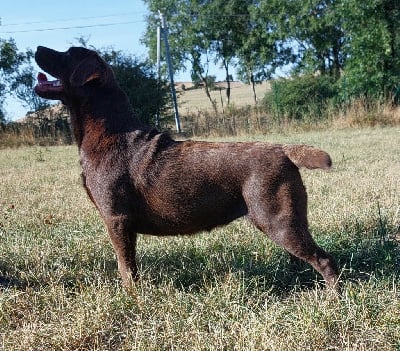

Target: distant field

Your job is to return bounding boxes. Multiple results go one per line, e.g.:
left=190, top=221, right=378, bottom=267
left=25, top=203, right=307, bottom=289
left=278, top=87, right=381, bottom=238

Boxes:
left=177, top=81, right=270, bottom=113
left=0, top=127, right=399, bottom=350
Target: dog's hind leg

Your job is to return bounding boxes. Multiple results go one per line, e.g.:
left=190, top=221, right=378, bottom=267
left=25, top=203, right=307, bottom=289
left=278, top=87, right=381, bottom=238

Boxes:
left=106, top=216, right=138, bottom=286
left=244, top=177, right=339, bottom=288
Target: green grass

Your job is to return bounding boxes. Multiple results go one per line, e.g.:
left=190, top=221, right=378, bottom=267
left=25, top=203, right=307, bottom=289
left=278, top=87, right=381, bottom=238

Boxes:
left=0, top=127, right=399, bottom=350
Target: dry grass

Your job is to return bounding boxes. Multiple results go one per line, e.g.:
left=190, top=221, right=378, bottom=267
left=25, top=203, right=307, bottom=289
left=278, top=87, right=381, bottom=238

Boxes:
left=0, top=127, right=399, bottom=350
left=333, top=98, right=400, bottom=128
left=2, top=85, right=400, bottom=147
left=176, top=86, right=400, bottom=137
left=177, top=81, right=270, bottom=114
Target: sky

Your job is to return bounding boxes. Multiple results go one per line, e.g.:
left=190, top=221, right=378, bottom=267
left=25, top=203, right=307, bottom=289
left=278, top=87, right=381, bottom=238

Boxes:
left=1, top=1, right=206, bottom=120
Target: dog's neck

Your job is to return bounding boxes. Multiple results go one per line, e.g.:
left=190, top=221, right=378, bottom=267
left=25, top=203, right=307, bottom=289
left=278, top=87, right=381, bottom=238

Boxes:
left=67, top=94, right=153, bottom=150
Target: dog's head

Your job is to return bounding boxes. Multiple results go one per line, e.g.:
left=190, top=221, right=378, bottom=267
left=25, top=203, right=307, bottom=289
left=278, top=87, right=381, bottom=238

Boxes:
left=34, top=46, right=114, bottom=102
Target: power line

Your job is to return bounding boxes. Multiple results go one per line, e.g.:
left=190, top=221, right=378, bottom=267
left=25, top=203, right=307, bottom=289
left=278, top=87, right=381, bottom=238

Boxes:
left=0, top=20, right=146, bottom=34
left=0, top=11, right=253, bottom=35
left=0, top=11, right=148, bottom=27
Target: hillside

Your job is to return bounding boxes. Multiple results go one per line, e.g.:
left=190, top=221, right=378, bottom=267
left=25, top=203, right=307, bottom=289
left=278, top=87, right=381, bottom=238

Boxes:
left=177, top=81, right=270, bottom=113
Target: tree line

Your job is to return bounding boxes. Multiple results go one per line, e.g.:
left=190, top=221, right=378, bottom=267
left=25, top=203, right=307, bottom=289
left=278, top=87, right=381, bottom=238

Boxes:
left=1, top=0, right=399, bottom=125
left=142, top=0, right=400, bottom=108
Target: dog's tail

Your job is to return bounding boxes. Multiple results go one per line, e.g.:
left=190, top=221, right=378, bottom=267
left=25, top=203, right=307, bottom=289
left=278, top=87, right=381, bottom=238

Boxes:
left=283, top=144, right=332, bottom=170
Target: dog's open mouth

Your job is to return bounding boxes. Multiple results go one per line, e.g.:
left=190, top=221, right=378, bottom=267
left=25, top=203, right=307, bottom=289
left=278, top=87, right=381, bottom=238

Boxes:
left=35, top=72, right=63, bottom=93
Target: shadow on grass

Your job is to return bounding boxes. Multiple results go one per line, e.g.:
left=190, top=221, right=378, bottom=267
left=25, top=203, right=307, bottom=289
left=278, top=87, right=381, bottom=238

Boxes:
left=139, top=219, right=400, bottom=295
left=140, top=245, right=317, bottom=295
left=0, top=252, right=120, bottom=292
left=1, top=219, right=398, bottom=296
left=0, top=275, right=25, bottom=289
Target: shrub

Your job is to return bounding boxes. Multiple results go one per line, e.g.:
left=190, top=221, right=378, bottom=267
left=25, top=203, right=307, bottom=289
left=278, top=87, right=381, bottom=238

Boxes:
left=262, top=75, right=339, bottom=121
left=0, top=115, right=73, bottom=148
left=100, top=49, right=171, bottom=127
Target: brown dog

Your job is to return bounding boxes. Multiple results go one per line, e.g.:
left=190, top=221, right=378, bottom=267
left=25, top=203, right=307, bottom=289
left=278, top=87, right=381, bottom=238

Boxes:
left=34, top=46, right=339, bottom=288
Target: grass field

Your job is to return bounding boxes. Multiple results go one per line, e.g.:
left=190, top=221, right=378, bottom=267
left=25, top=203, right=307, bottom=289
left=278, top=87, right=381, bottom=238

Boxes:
left=178, top=81, right=270, bottom=113
left=0, top=127, right=399, bottom=350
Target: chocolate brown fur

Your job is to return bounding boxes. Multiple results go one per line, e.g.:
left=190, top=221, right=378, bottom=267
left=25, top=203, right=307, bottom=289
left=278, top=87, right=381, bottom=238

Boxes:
left=35, top=46, right=339, bottom=288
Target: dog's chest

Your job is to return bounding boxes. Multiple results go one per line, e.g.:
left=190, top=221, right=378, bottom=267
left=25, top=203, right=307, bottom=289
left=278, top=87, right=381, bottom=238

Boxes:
left=80, top=149, right=124, bottom=197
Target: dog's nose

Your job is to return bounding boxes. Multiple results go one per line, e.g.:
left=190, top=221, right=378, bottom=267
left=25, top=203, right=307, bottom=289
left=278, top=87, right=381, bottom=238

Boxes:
left=35, top=46, right=60, bottom=61
left=35, top=47, right=43, bottom=61
left=36, top=46, right=47, bottom=56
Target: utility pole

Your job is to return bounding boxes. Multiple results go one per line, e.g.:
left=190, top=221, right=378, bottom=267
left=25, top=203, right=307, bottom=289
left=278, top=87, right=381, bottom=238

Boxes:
left=156, top=25, right=161, bottom=128
left=158, top=11, right=181, bottom=133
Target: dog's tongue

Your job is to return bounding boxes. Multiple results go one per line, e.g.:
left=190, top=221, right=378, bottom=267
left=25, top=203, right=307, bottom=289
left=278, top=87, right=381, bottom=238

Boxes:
left=38, top=72, right=48, bottom=83
left=36, top=72, right=62, bottom=90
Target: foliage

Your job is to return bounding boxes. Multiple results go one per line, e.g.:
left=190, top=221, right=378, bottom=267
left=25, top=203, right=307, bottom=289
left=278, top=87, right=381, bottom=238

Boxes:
left=0, top=39, right=28, bottom=121
left=10, top=62, right=51, bottom=113
left=277, top=0, right=345, bottom=78
left=0, top=35, right=171, bottom=128
left=0, top=38, right=26, bottom=75
left=202, top=0, right=250, bottom=104
left=339, top=0, right=400, bottom=99
left=2, top=0, right=400, bottom=124
left=142, top=0, right=400, bottom=106
left=235, top=2, right=282, bottom=104
left=142, top=0, right=248, bottom=110
left=263, top=75, right=339, bottom=120
left=99, top=48, right=171, bottom=126
left=0, top=38, right=50, bottom=121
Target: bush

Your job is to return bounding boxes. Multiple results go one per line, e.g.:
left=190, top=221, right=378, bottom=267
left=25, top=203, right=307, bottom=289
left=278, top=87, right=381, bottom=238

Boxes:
left=263, top=75, right=339, bottom=121
left=193, top=75, right=217, bottom=90
left=99, top=48, right=172, bottom=127
left=0, top=115, right=73, bottom=148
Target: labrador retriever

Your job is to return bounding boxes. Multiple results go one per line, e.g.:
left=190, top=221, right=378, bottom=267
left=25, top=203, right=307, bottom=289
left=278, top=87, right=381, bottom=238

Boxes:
left=34, top=46, right=339, bottom=288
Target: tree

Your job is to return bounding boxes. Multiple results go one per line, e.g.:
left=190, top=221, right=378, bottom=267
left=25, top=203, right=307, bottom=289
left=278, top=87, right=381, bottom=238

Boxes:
left=11, top=57, right=50, bottom=113
left=141, top=0, right=346, bottom=108
left=203, top=0, right=250, bottom=105
left=141, top=0, right=400, bottom=112
left=142, top=0, right=220, bottom=112
left=0, top=39, right=50, bottom=121
left=292, top=0, right=344, bottom=78
left=340, top=0, right=400, bottom=100
left=0, top=38, right=27, bottom=121
left=236, top=0, right=288, bottom=104
left=142, top=0, right=253, bottom=110
left=99, top=48, right=170, bottom=126
left=258, top=0, right=345, bottom=79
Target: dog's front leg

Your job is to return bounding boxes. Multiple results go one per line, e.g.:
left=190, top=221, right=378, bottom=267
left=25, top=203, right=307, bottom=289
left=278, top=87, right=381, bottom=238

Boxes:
left=106, top=216, right=138, bottom=286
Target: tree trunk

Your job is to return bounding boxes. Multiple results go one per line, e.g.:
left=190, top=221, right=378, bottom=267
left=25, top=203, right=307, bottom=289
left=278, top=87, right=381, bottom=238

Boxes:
left=250, top=71, right=257, bottom=105
left=200, top=75, right=217, bottom=113
left=223, top=59, right=231, bottom=105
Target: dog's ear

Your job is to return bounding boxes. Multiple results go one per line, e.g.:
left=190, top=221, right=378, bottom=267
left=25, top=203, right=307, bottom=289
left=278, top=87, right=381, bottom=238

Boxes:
left=70, top=56, right=107, bottom=87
